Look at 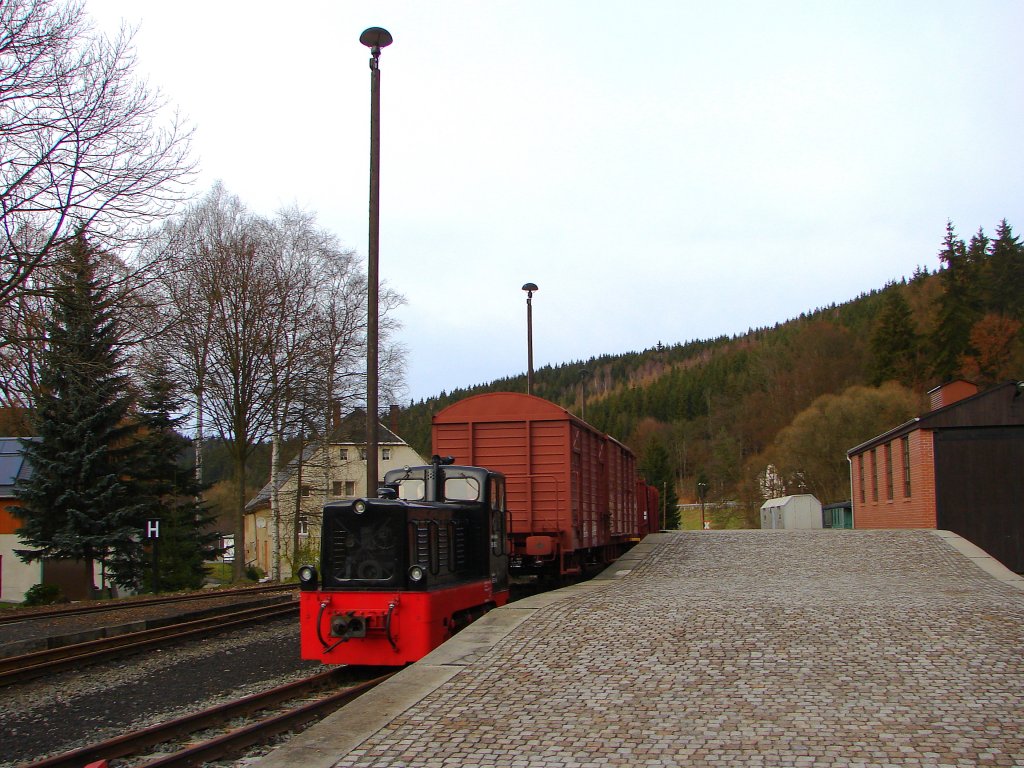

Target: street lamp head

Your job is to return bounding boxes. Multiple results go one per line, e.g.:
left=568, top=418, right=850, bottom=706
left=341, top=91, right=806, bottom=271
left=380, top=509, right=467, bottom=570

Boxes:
left=522, top=282, right=538, bottom=297
left=360, top=27, right=392, bottom=69
left=360, top=27, right=393, bottom=50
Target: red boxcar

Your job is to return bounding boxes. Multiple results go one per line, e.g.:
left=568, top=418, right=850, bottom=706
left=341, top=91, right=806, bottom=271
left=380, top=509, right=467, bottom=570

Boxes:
left=433, top=392, right=651, bottom=577
left=638, top=478, right=661, bottom=537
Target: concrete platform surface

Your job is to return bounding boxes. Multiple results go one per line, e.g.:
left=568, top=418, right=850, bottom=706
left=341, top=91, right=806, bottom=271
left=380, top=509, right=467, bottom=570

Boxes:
left=257, top=530, right=1024, bottom=767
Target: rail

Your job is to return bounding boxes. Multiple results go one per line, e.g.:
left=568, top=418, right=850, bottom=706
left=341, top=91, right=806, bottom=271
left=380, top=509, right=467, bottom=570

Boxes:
left=0, top=583, right=297, bottom=626
left=19, top=668, right=394, bottom=768
left=0, top=602, right=298, bottom=686
left=0, top=585, right=296, bottom=626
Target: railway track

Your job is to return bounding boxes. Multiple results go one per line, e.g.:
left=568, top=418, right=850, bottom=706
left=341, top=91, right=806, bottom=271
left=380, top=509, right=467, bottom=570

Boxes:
left=0, top=583, right=297, bottom=626
left=0, top=601, right=299, bottom=686
left=20, top=667, right=394, bottom=768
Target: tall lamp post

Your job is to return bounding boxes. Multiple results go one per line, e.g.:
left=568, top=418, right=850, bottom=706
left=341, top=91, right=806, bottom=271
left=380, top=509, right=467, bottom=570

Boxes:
left=522, top=282, right=538, bottom=395
left=360, top=26, right=392, bottom=497
left=697, top=480, right=708, bottom=530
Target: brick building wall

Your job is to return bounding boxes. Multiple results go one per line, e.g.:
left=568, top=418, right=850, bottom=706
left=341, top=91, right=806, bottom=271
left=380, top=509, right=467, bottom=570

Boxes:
left=852, top=429, right=937, bottom=529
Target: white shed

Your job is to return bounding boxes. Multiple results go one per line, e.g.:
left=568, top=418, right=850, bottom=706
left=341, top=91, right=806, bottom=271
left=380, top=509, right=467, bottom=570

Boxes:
left=760, top=494, right=823, bottom=530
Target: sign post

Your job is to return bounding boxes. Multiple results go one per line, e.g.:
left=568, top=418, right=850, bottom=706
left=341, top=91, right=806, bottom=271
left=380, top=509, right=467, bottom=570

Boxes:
left=146, top=519, right=161, bottom=593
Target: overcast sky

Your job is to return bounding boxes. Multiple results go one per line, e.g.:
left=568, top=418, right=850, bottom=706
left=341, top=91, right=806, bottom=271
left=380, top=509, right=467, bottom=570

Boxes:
left=85, top=1, right=1024, bottom=403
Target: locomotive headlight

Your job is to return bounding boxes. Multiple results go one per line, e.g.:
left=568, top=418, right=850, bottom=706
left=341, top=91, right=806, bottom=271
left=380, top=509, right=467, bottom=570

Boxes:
left=408, top=565, right=425, bottom=583
left=297, top=565, right=318, bottom=591
left=353, top=500, right=367, bottom=514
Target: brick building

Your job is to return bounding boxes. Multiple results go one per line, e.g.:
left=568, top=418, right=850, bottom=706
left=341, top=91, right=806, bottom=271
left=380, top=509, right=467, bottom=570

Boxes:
left=847, top=380, right=1024, bottom=572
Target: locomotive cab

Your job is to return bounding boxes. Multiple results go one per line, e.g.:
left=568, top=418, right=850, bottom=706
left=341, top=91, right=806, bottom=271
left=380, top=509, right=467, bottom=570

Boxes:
left=299, top=457, right=510, bottom=666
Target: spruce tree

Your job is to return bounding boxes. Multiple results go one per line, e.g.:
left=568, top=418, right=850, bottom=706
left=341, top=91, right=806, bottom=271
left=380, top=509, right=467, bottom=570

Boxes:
left=930, top=222, right=978, bottom=381
left=868, top=288, right=919, bottom=386
left=639, top=440, right=679, bottom=529
left=131, top=358, right=221, bottom=591
left=987, top=219, right=1024, bottom=321
left=14, top=233, right=144, bottom=592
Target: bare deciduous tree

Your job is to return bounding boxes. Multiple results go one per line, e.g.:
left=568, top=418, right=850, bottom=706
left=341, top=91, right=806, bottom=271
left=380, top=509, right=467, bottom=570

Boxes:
left=1, top=0, right=194, bottom=304
left=155, top=184, right=406, bottom=582
left=263, top=209, right=325, bottom=581
left=152, top=184, right=249, bottom=490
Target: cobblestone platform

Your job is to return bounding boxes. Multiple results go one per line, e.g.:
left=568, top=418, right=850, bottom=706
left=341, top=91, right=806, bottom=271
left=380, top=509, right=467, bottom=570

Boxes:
left=259, top=530, right=1024, bottom=768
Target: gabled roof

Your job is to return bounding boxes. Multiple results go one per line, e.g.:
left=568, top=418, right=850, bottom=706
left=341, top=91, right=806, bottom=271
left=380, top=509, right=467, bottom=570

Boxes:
left=244, top=411, right=415, bottom=512
left=245, top=440, right=322, bottom=511
left=327, top=408, right=405, bottom=445
left=760, top=494, right=820, bottom=509
left=848, top=380, right=1024, bottom=456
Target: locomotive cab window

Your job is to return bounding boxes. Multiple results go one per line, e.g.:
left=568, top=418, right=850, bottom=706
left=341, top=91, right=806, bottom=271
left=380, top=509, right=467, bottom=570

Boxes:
left=384, top=465, right=486, bottom=503
left=490, top=475, right=507, bottom=555
left=444, top=475, right=481, bottom=502
left=396, top=478, right=426, bottom=501
left=490, top=476, right=505, bottom=512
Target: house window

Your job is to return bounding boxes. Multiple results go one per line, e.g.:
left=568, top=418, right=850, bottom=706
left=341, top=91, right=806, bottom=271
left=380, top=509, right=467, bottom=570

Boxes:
left=339, top=448, right=349, bottom=460
left=870, top=449, right=878, bottom=502
left=858, top=455, right=865, bottom=504
left=300, top=484, right=312, bottom=498
left=345, top=480, right=355, bottom=496
left=359, top=448, right=367, bottom=460
left=332, top=481, right=343, bottom=496
left=298, top=515, right=309, bottom=536
left=382, top=447, right=392, bottom=461
left=884, top=442, right=894, bottom=501
left=902, top=436, right=911, bottom=497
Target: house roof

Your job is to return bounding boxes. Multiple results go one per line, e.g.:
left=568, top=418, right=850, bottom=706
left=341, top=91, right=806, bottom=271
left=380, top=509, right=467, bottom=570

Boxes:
left=0, top=437, right=39, bottom=499
left=760, top=494, right=820, bottom=509
left=847, top=380, right=1024, bottom=456
left=244, top=411, right=415, bottom=512
left=327, top=408, right=405, bottom=445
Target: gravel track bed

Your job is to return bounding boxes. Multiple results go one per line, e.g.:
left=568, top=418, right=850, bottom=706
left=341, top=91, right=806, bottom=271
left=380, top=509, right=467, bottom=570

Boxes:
left=0, top=590, right=295, bottom=654
left=0, top=617, right=323, bottom=766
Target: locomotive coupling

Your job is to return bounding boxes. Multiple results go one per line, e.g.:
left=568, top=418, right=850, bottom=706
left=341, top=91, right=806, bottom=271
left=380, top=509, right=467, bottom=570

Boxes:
left=330, top=611, right=368, bottom=639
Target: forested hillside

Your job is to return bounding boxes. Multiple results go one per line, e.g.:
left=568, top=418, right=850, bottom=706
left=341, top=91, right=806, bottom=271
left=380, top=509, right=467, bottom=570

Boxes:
left=398, top=220, right=1024, bottom=524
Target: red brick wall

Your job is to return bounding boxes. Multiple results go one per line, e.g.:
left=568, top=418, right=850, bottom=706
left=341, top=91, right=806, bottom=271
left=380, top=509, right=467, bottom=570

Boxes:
left=852, top=429, right=937, bottom=529
left=928, top=380, right=978, bottom=410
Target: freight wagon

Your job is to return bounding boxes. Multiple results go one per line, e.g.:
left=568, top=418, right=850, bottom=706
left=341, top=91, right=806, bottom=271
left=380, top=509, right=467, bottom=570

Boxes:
left=433, top=392, right=658, bottom=578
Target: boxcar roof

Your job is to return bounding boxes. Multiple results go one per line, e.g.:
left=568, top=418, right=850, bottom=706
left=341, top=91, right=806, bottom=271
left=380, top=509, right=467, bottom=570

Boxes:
left=434, top=392, right=577, bottom=424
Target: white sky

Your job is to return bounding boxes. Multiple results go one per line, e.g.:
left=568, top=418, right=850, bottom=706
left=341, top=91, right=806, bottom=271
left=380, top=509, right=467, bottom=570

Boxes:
left=85, top=1, right=1024, bottom=403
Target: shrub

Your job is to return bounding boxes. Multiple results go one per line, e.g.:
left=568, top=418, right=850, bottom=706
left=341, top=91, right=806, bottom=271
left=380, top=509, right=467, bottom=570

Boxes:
left=23, top=583, right=65, bottom=606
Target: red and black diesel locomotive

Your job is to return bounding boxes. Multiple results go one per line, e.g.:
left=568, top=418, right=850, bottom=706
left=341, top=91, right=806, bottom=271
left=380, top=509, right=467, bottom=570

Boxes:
left=299, top=392, right=658, bottom=666
left=298, top=456, right=510, bottom=666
